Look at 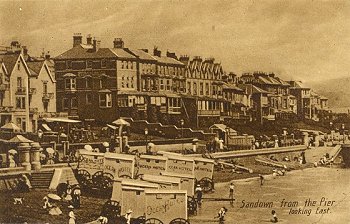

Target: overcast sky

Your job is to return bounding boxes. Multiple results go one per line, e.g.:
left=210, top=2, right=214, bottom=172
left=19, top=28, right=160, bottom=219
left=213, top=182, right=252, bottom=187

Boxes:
left=1, top=0, right=349, bottom=82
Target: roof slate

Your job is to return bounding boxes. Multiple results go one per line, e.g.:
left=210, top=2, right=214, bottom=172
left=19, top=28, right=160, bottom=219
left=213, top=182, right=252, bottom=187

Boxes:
left=0, top=53, right=20, bottom=74
left=129, top=49, right=157, bottom=61
left=27, top=61, right=44, bottom=77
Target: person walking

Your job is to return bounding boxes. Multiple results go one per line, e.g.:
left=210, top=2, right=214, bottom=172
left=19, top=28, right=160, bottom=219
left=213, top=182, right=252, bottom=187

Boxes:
left=195, top=184, right=203, bottom=207
left=215, top=207, right=227, bottom=223
left=259, top=174, right=264, bottom=186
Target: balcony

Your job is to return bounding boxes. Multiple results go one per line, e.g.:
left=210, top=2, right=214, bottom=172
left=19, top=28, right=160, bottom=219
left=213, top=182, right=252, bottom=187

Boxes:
left=42, top=93, right=54, bottom=101
left=16, top=87, right=26, bottom=95
left=198, top=110, right=221, bottom=116
left=0, top=84, right=9, bottom=91
left=0, top=106, right=13, bottom=112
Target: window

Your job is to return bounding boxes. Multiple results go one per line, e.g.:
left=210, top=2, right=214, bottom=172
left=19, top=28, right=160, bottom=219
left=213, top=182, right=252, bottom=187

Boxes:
left=160, top=79, right=164, bottom=90
left=17, top=77, right=22, bottom=88
left=101, top=59, right=106, bottom=68
left=71, top=97, right=77, bottom=109
left=99, top=93, right=112, bottom=108
left=17, top=61, right=20, bottom=70
left=86, top=77, right=93, bottom=89
left=66, top=61, right=72, bottom=69
left=166, top=80, right=171, bottom=90
left=187, top=82, right=191, bottom=94
left=87, top=60, right=92, bottom=69
left=16, top=96, right=25, bottom=109
left=193, top=82, right=197, bottom=95
left=205, top=83, right=209, bottom=95
left=131, top=77, right=134, bottom=88
left=65, top=78, right=76, bottom=90
left=43, top=101, right=48, bottom=112
left=43, top=82, right=48, bottom=94
left=121, top=76, right=125, bottom=88
left=200, top=82, right=204, bottom=95
left=86, top=93, right=92, bottom=104
left=63, top=98, right=69, bottom=110
left=126, top=77, right=129, bottom=88
left=0, top=73, right=3, bottom=85
left=118, top=98, right=128, bottom=107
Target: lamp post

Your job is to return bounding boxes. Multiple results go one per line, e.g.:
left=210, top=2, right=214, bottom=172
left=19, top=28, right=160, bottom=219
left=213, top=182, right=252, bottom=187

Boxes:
left=180, top=119, right=184, bottom=153
left=145, top=128, right=149, bottom=154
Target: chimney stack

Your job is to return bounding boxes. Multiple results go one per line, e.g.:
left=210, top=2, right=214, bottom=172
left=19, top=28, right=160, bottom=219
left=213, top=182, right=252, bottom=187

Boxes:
left=166, top=51, right=177, bottom=59
left=153, top=47, right=161, bottom=57
left=86, top=34, right=92, bottom=45
left=179, top=55, right=189, bottom=64
left=113, top=38, right=124, bottom=48
left=45, top=51, right=50, bottom=60
left=73, top=33, right=82, bottom=47
left=93, top=38, right=101, bottom=52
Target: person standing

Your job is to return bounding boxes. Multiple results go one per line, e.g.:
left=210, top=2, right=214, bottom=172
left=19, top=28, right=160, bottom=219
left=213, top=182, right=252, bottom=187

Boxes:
left=271, top=210, right=278, bottom=223
left=195, top=184, right=203, bottom=207
left=124, top=209, right=132, bottom=224
left=219, top=138, right=224, bottom=152
left=68, top=210, right=76, bottom=224
left=259, top=174, right=264, bottom=186
left=229, top=183, right=235, bottom=205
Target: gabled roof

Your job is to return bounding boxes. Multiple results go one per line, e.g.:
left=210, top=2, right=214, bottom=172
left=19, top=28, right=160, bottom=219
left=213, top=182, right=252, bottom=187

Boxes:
left=27, top=61, right=44, bottom=77
left=154, top=55, right=183, bottom=66
left=257, top=76, right=274, bottom=85
left=0, top=53, right=20, bottom=74
left=252, top=85, right=270, bottom=94
left=222, top=83, right=243, bottom=92
left=289, top=81, right=310, bottom=89
left=109, top=48, right=136, bottom=59
left=275, top=77, right=290, bottom=86
left=55, top=45, right=116, bottom=60
left=129, top=49, right=157, bottom=61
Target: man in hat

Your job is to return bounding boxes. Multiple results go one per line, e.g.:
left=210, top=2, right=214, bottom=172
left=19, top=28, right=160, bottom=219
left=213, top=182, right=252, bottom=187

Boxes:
left=195, top=184, right=203, bottom=207
left=124, top=209, right=132, bottom=224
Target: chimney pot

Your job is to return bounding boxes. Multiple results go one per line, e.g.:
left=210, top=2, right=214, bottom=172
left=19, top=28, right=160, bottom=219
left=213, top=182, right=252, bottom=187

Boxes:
left=113, top=38, right=124, bottom=48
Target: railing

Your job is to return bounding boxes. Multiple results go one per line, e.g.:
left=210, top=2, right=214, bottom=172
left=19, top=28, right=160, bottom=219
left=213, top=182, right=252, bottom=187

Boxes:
left=16, top=87, right=26, bottom=94
left=168, top=107, right=181, bottom=114
left=0, top=106, right=14, bottom=112
left=198, top=110, right=220, bottom=116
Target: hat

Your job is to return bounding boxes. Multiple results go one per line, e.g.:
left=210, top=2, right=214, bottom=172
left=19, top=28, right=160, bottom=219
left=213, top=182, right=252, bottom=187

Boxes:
left=126, top=209, right=133, bottom=214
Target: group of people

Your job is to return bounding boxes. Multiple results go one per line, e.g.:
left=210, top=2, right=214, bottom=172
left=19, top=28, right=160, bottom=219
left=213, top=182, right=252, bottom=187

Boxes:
left=315, top=153, right=334, bottom=167
left=206, top=137, right=225, bottom=153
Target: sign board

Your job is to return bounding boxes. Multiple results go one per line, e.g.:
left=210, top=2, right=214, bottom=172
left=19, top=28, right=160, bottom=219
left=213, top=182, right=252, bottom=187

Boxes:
left=138, top=155, right=168, bottom=176
left=104, top=153, right=135, bottom=178
left=77, top=150, right=104, bottom=175
left=165, top=155, right=195, bottom=175
left=193, top=157, right=215, bottom=180
left=144, top=189, right=187, bottom=224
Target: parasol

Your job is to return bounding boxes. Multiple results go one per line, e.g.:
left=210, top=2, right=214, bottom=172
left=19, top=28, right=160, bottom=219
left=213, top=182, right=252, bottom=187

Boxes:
left=8, top=149, right=17, bottom=154
left=112, top=118, right=130, bottom=126
left=8, top=135, right=33, bottom=143
left=84, top=145, right=93, bottom=151
left=1, top=122, right=21, bottom=132
left=47, top=193, right=61, bottom=201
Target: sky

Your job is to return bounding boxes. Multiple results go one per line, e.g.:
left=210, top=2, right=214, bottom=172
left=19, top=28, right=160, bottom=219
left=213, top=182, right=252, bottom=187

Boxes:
left=0, top=0, right=350, bottom=82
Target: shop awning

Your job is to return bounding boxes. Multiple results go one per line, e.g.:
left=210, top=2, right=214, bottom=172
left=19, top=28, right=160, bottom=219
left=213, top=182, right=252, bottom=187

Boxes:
left=44, top=117, right=81, bottom=123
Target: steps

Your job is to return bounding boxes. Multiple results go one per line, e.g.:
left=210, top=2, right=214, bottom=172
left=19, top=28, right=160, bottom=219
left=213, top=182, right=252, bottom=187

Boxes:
left=30, top=170, right=54, bottom=188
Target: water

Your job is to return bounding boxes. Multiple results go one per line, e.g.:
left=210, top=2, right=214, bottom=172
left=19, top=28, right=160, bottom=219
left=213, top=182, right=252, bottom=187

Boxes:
left=191, top=167, right=350, bottom=224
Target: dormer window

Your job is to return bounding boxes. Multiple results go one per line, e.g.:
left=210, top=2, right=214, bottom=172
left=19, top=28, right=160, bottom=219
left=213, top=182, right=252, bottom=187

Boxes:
left=101, top=59, right=107, bottom=68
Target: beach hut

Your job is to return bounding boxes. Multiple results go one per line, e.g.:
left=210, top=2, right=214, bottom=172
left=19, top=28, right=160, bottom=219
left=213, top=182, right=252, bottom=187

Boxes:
left=161, top=171, right=195, bottom=196
left=141, top=174, right=181, bottom=190
left=163, top=154, right=195, bottom=176
left=144, top=189, right=188, bottom=224
left=111, top=178, right=159, bottom=218
left=137, top=154, right=168, bottom=176
left=104, top=153, right=135, bottom=179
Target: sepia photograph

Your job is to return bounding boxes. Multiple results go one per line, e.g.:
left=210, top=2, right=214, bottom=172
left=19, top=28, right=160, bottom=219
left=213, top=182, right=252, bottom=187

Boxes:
left=0, top=0, right=349, bottom=223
